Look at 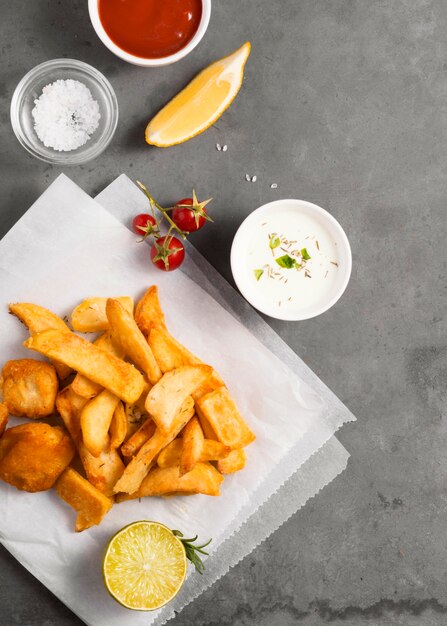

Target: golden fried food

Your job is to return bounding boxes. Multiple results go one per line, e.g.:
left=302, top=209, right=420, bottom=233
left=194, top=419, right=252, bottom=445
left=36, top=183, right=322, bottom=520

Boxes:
left=217, top=448, right=247, bottom=474
left=71, top=296, right=133, bottom=333
left=134, top=285, right=167, bottom=335
left=1, top=359, right=58, bottom=418
left=0, top=423, right=75, bottom=492
left=0, top=403, right=8, bottom=437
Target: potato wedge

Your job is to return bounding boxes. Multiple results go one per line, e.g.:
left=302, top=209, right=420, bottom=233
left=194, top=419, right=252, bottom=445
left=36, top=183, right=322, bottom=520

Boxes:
left=55, top=467, right=113, bottom=531
left=134, top=286, right=167, bottom=335
left=56, top=387, right=124, bottom=495
left=191, top=369, right=226, bottom=402
left=24, top=330, right=145, bottom=404
left=110, top=402, right=127, bottom=450
left=0, top=403, right=8, bottom=437
left=148, top=326, right=201, bottom=372
left=180, top=416, right=204, bottom=476
left=117, top=462, right=223, bottom=501
left=122, top=396, right=193, bottom=458
left=195, top=387, right=255, bottom=449
left=71, top=332, right=124, bottom=399
left=71, top=296, right=134, bottom=332
left=9, top=302, right=72, bottom=379
left=145, top=365, right=212, bottom=433
left=114, top=397, right=194, bottom=494
left=106, top=298, right=161, bottom=385
left=217, top=448, right=247, bottom=474
left=157, top=438, right=230, bottom=469
left=80, top=389, right=120, bottom=457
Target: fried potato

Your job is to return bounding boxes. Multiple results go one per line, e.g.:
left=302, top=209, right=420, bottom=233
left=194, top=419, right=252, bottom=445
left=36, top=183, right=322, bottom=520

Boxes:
left=180, top=416, right=204, bottom=476
left=106, top=298, right=162, bottom=384
left=1, top=359, right=58, bottom=418
left=148, top=326, right=201, bottom=372
left=157, top=438, right=230, bottom=469
left=191, top=369, right=226, bottom=402
left=71, top=296, right=134, bottom=333
left=8, top=302, right=72, bottom=379
left=56, top=386, right=88, bottom=441
left=195, top=387, right=255, bottom=449
left=117, top=462, right=223, bottom=501
left=81, top=389, right=120, bottom=457
left=0, top=403, right=9, bottom=437
left=0, top=423, right=75, bottom=492
left=56, top=387, right=124, bottom=496
left=24, top=330, right=145, bottom=404
left=134, top=286, right=167, bottom=336
left=71, top=332, right=124, bottom=399
left=55, top=467, right=113, bottom=531
left=120, top=417, right=156, bottom=458
left=145, top=365, right=212, bottom=433
left=217, top=448, right=247, bottom=474
left=110, top=402, right=127, bottom=450
left=114, top=397, right=195, bottom=494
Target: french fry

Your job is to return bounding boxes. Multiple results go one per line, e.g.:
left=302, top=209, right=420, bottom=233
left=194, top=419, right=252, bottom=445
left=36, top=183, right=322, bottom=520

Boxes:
left=71, top=332, right=124, bottom=399
left=9, top=302, right=72, bottom=379
left=110, top=402, right=127, bottom=450
left=117, top=463, right=223, bottom=501
left=134, top=286, right=167, bottom=335
left=56, top=387, right=125, bottom=496
left=195, top=387, right=255, bottom=449
left=114, top=397, right=195, bottom=494
left=24, top=329, right=145, bottom=404
left=55, top=467, right=113, bottom=531
left=145, top=365, right=212, bottom=433
left=122, top=396, right=194, bottom=458
left=56, top=387, right=87, bottom=441
left=0, top=403, right=8, bottom=437
left=217, top=448, right=247, bottom=474
left=106, top=298, right=162, bottom=385
left=191, top=369, right=226, bottom=402
left=157, top=438, right=230, bottom=469
left=148, top=326, right=201, bottom=372
left=180, top=416, right=204, bottom=476
left=80, top=389, right=120, bottom=457
left=71, top=296, right=134, bottom=332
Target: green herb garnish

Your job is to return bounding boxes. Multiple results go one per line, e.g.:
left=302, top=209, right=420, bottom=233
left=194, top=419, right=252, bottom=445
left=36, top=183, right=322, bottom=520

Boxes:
left=253, top=269, right=264, bottom=281
left=276, top=254, right=296, bottom=269
left=269, top=235, right=281, bottom=250
left=172, top=530, right=212, bottom=575
left=301, top=248, right=311, bottom=260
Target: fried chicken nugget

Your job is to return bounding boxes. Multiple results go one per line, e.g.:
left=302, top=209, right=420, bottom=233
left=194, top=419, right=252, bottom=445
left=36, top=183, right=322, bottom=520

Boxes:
left=0, top=403, right=8, bottom=437
left=1, top=359, right=58, bottom=418
left=0, top=423, right=75, bottom=492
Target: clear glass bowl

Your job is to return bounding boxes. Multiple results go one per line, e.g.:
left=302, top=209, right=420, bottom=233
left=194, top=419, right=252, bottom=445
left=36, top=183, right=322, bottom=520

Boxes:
left=10, top=58, right=119, bottom=165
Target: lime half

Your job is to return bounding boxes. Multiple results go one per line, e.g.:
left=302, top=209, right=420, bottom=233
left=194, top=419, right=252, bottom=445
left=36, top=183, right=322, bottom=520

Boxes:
left=103, top=521, right=187, bottom=611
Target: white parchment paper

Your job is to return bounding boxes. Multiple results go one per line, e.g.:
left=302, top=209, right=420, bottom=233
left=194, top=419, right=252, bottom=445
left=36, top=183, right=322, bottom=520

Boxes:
left=0, top=175, right=355, bottom=626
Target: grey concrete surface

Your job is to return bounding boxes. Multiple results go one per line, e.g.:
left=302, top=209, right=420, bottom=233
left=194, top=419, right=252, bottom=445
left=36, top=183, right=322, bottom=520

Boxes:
left=0, top=0, right=446, bottom=624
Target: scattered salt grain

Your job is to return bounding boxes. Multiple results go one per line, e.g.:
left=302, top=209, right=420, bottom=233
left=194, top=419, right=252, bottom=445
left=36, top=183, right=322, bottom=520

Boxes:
left=32, top=79, right=100, bottom=152
left=222, top=144, right=228, bottom=152
left=245, top=174, right=251, bottom=181
left=251, top=175, right=257, bottom=182
left=216, top=143, right=222, bottom=151
left=270, top=183, right=278, bottom=189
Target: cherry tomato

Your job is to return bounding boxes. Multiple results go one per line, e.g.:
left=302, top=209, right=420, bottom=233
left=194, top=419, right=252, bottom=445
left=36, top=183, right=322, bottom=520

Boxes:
left=132, top=213, right=156, bottom=236
left=172, top=198, right=207, bottom=232
left=150, top=235, right=185, bottom=271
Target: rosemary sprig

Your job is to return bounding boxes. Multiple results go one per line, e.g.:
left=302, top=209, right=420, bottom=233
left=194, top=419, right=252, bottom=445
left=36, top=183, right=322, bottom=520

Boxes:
left=172, top=530, right=212, bottom=575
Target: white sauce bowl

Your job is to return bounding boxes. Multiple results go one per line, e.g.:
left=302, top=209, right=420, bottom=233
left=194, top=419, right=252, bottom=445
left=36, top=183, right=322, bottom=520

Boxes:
left=231, top=199, right=352, bottom=321
left=88, top=0, right=211, bottom=67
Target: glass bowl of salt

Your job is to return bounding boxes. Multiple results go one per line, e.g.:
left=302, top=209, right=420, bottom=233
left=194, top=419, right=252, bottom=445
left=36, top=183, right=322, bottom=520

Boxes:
left=10, top=58, right=118, bottom=165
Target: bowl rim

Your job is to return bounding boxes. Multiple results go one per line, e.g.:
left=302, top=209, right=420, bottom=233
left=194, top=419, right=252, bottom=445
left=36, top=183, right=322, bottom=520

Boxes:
left=10, top=58, right=119, bottom=165
left=88, top=0, right=211, bottom=67
left=230, top=199, right=352, bottom=321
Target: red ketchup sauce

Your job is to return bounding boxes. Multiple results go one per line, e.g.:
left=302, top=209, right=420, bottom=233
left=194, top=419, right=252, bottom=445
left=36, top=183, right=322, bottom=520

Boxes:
left=98, top=0, right=203, bottom=59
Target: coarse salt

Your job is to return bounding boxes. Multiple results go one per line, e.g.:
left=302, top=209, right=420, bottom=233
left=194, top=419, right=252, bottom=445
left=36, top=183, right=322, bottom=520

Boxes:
left=32, top=79, right=100, bottom=152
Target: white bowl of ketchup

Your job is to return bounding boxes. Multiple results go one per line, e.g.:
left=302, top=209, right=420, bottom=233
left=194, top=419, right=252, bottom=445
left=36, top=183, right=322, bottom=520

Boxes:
left=88, top=0, right=211, bottom=66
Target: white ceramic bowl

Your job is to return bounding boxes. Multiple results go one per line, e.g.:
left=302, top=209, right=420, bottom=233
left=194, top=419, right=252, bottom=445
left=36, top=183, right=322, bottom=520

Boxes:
left=231, top=199, right=352, bottom=321
left=88, top=0, right=211, bottom=67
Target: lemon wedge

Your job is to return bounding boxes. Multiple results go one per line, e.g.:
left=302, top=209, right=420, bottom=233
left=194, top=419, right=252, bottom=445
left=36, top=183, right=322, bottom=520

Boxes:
left=103, top=521, right=187, bottom=611
left=145, top=42, right=251, bottom=147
